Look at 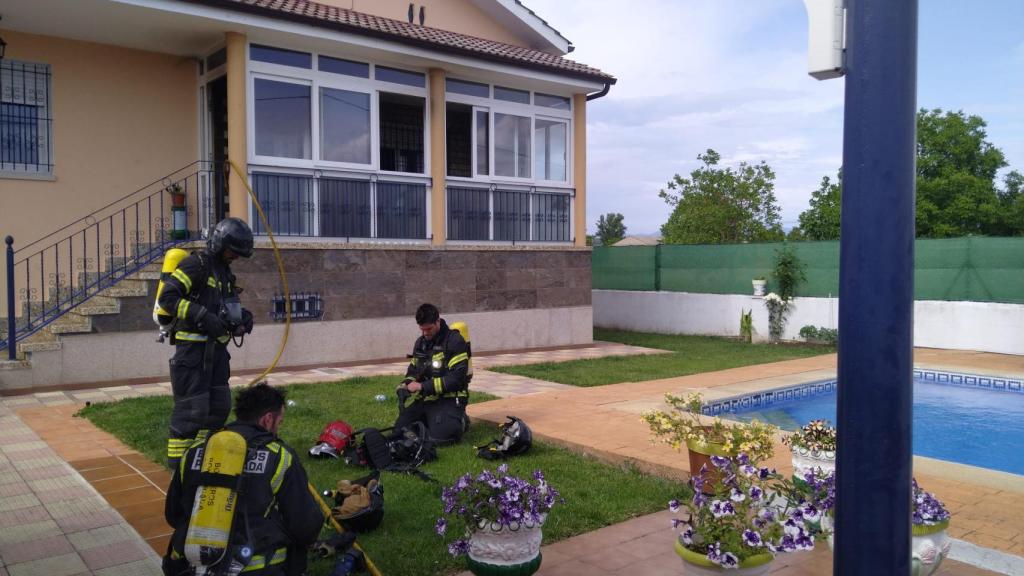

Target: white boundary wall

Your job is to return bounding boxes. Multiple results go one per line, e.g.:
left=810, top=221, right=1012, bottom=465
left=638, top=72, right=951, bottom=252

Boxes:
left=593, top=290, right=1024, bottom=355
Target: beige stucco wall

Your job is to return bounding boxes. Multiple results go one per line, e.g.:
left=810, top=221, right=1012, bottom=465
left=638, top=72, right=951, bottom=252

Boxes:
left=319, top=0, right=528, bottom=47
left=0, top=30, right=198, bottom=250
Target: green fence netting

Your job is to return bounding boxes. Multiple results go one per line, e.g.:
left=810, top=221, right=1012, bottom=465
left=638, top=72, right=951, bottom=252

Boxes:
left=593, top=237, right=1024, bottom=304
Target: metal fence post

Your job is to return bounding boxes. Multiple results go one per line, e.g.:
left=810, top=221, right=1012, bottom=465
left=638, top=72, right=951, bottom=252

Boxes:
left=5, top=236, right=15, bottom=360
left=654, top=244, right=662, bottom=291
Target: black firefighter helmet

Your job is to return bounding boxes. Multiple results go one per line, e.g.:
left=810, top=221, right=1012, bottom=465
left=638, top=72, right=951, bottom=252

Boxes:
left=476, top=416, right=532, bottom=460
left=208, top=217, right=254, bottom=258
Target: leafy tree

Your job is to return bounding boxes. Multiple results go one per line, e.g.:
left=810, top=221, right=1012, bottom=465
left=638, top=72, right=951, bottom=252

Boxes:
left=915, top=109, right=1010, bottom=237
left=595, top=213, right=627, bottom=246
left=796, top=173, right=842, bottom=241
left=659, top=149, right=784, bottom=244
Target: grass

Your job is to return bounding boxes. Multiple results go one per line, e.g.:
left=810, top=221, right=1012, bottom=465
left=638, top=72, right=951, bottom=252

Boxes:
left=490, top=329, right=835, bottom=387
left=80, top=376, right=685, bottom=576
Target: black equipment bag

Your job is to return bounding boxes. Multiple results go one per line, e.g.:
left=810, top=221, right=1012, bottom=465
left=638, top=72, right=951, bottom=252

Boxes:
left=344, top=422, right=437, bottom=481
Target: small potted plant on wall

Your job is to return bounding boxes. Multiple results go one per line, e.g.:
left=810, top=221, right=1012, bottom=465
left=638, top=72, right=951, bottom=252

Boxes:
left=669, top=454, right=830, bottom=575
left=752, top=277, right=767, bottom=297
left=782, top=419, right=837, bottom=480
left=437, top=464, right=561, bottom=576
left=643, top=393, right=777, bottom=493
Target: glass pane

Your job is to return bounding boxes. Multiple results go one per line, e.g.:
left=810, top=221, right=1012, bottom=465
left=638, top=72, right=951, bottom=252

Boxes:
left=318, top=55, right=369, bottom=78
left=375, top=66, right=426, bottom=87
left=476, top=110, right=489, bottom=176
left=534, top=119, right=567, bottom=181
left=254, top=79, right=311, bottom=159
left=446, top=103, right=472, bottom=177
left=379, top=93, right=425, bottom=173
left=446, top=78, right=489, bottom=98
left=376, top=181, right=426, bottom=239
left=447, top=186, right=490, bottom=240
left=206, top=48, right=226, bottom=71
left=320, top=87, right=371, bottom=164
left=533, top=193, right=571, bottom=241
left=535, top=93, right=571, bottom=110
left=493, top=189, right=530, bottom=241
left=494, top=86, right=530, bottom=104
left=494, top=113, right=530, bottom=178
left=320, top=177, right=371, bottom=238
left=251, top=173, right=315, bottom=236
left=250, top=44, right=312, bottom=69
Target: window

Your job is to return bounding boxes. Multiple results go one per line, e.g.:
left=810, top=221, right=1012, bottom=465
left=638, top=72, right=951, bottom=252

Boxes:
left=535, top=93, right=571, bottom=110
left=375, top=66, right=426, bottom=88
left=446, top=103, right=472, bottom=177
left=376, top=181, right=426, bottom=239
left=534, top=119, right=567, bottom=181
left=254, top=78, right=311, bottom=159
left=250, top=44, right=312, bottom=69
left=447, top=186, right=490, bottom=240
left=494, top=86, right=530, bottom=104
left=318, top=55, right=369, bottom=78
left=319, top=177, right=371, bottom=238
left=533, top=192, right=571, bottom=241
left=475, top=110, right=489, bottom=176
left=494, top=113, right=531, bottom=178
left=320, top=87, right=371, bottom=164
left=251, top=173, right=315, bottom=236
left=1, top=60, right=53, bottom=176
left=379, top=93, right=425, bottom=174
left=206, top=48, right=227, bottom=71
left=493, top=189, right=531, bottom=241
left=447, top=78, right=489, bottom=98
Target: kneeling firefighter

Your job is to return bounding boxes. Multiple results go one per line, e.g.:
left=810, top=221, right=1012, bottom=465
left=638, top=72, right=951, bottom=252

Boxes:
left=157, top=217, right=255, bottom=470
left=393, top=303, right=471, bottom=445
left=163, top=383, right=322, bottom=576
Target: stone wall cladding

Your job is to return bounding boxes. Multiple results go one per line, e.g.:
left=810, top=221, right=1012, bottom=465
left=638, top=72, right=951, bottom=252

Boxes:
left=237, top=247, right=591, bottom=323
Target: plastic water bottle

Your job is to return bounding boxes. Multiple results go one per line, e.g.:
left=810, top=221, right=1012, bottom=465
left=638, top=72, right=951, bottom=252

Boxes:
left=286, top=399, right=296, bottom=407
left=374, top=394, right=387, bottom=402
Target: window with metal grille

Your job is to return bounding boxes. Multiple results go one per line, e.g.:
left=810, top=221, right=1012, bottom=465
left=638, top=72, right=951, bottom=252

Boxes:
left=447, top=186, right=490, bottom=240
left=1, top=60, right=53, bottom=176
left=320, top=177, right=371, bottom=239
left=251, top=173, right=315, bottom=236
left=271, top=292, right=323, bottom=321
left=379, top=93, right=424, bottom=174
left=376, top=181, right=426, bottom=239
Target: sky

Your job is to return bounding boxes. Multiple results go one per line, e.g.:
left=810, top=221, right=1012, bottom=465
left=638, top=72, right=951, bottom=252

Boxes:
left=526, top=0, right=1024, bottom=235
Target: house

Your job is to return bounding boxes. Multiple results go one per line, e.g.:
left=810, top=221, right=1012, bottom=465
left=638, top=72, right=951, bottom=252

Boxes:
left=613, top=235, right=662, bottom=247
left=0, top=0, right=615, bottom=389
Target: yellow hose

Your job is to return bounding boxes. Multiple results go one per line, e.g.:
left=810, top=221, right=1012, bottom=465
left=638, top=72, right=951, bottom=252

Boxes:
left=227, top=160, right=290, bottom=386
left=307, top=483, right=383, bottom=576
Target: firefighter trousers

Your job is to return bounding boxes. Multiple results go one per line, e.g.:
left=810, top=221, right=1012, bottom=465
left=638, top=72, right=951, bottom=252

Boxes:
left=166, top=342, right=231, bottom=468
left=393, top=396, right=467, bottom=445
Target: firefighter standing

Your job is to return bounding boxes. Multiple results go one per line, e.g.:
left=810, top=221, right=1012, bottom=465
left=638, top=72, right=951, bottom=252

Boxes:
left=162, top=384, right=322, bottom=576
left=159, top=217, right=254, bottom=469
left=393, top=303, right=470, bottom=444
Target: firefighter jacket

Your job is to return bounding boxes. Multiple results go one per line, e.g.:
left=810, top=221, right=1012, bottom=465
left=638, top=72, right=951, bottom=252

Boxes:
left=164, top=421, right=322, bottom=573
left=157, top=250, right=238, bottom=344
left=404, top=319, right=470, bottom=401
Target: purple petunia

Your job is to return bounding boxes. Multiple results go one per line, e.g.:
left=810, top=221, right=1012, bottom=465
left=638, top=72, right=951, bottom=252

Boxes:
left=719, top=552, right=739, bottom=568
left=710, top=455, right=731, bottom=469
left=743, top=529, right=763, bottom=547
left=669, top=499, right=681, bottom=513
left=680, top=525, right=694, bottom=545
left=435, top=518, right=447, bottom=535
left=447, top=539, right=470, bottom=557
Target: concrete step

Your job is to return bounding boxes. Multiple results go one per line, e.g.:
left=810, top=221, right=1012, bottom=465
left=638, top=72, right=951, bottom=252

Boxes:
left=17, top=330, right=61, bottom=355
left=0, top=358, right=32, bottom=371
left=49, top=314, right=92, bottom=335
left=75, top=295, right=121, bottom=316
left=99, top=279, right=149, bottom=298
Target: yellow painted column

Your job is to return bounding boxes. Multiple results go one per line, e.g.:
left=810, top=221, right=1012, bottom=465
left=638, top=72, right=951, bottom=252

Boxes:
left=428, top=68, right=447, bottom=245
left=573, top=94, right=588, bottom=247
left=226, top=32, right=249, bottom=221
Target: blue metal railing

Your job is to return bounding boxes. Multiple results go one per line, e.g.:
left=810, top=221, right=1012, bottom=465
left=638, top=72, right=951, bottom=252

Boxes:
left=2, top=161, right=223, bottom=357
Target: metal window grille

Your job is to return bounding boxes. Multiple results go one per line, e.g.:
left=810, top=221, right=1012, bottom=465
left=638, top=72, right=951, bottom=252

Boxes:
left=320, top=177, right=371, bottom=239
left=271, top=292, right=323, bottom=321
left=493, top=189, right=531, bottom=241
left=533, top=192, right=571, bottom=242
left=379, top=94, right=424, bottom=173
left=376, top=181, right=427, bottom=239
left=251, top=173, right=316, bottom=236
left=447, top=186, right=490, bottom=240
left=1, top=60, right=53, bottom=174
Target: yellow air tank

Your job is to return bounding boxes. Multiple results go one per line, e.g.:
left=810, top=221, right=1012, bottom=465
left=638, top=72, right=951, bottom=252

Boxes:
left=450, top=321, right=472, bottom=377
left=184, top=429, right=247, bottom=570
left=152, top=247, right=190, bottom=328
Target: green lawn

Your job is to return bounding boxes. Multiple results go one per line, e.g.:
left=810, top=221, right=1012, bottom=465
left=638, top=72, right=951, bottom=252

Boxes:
left=80, top=376, right=685, bottom=576
left=490, top=329, right=834, bottom=387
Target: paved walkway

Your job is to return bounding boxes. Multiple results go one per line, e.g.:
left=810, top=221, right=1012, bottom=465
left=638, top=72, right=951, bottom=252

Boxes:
left=0, top=344, right=1021, bottom=575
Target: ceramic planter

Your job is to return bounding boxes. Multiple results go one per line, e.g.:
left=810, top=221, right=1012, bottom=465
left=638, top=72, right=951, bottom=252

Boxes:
left=675, top=540, right=774, bottom=575
left=790, top=446, right=836, bottom=480
left=685, top=433, right=731, bottom=495
left=752, top=279, right=767, bottom=296
left=466, top=519, right=544, bottom=576
left=912, top=521, right=951, bottom=576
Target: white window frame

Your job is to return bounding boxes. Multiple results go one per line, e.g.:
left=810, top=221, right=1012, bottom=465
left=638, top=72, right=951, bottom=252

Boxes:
left=246, top=42, right=430, bottom=177
left=533, top=114, right=570, bottom=186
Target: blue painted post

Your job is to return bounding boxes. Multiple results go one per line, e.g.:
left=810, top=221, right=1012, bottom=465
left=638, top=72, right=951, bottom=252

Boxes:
left=835, top=0, right=917, bottom=573
left=5, top=236, right=15, bottom=361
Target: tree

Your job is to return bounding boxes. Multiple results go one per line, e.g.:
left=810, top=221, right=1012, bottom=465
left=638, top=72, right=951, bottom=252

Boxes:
left=915, top=109, right=1010, bottom=237
left=659, top=149, right=784, bottom=244
left=595, top=213, right=627, bottom=246
left=796, top=172, right=842, bottom=241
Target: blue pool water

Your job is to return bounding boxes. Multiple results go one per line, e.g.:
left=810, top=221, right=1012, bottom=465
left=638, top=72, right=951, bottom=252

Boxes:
left=726, top=376, right=1024, bottom=476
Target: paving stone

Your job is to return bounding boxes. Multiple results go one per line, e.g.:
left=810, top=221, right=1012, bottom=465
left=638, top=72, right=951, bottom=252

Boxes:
left=0, top=534, right=75, bottom=565
left=79, top=540, right=152, bottom=571
left=5, top=552, right=88, bottom=576
left=0, top=493, right=42, bottom=513
left=67, top=523, right=138, bottom=551
left=92, top=558, right=163, bottom=576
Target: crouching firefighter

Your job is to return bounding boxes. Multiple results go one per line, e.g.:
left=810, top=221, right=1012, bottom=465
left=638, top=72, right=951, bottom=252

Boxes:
left=393, top=303, right=471, bottom=445
left=163, top=383, right=322, bottom=576
left=157, top=217, right=255, bottom=470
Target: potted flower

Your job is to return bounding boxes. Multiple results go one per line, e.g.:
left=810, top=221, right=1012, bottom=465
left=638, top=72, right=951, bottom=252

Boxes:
left=781, top=419, right=836, bottom=480
left=752, top=277, right=767, bottom=297
left=912, top=478, right=952, bottom=576
left=670, top=454, right=829, bottom=574
left=762, top=293, right=789, bottom=343
left=165, top=182, right=186, bottom=207
left=437, top=464, right=561, bottom=576
left=643, top=393, right=778, bottom=493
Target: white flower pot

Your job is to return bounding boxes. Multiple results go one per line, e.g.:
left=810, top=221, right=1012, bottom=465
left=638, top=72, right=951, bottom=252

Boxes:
left=790, top=447, right=836, bottom=479
left=752, top=279, right=767, bottom=296
left=467, top=519, right=544, bottom=576
left=912, top=522, right=951, bottom=576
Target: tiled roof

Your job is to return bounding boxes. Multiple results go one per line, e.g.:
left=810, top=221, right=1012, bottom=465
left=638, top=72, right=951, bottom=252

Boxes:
left=183, top=0, right=615, bottom=84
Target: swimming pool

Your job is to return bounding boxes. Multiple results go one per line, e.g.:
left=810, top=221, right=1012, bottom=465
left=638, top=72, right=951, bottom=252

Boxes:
left=712, top=370, right=1024, bottom=476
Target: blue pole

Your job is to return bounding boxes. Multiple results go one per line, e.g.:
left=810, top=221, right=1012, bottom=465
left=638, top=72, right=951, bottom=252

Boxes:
left=5, top=236, right=15, bottom=361
left=835, top=0, right=917, bottom=573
